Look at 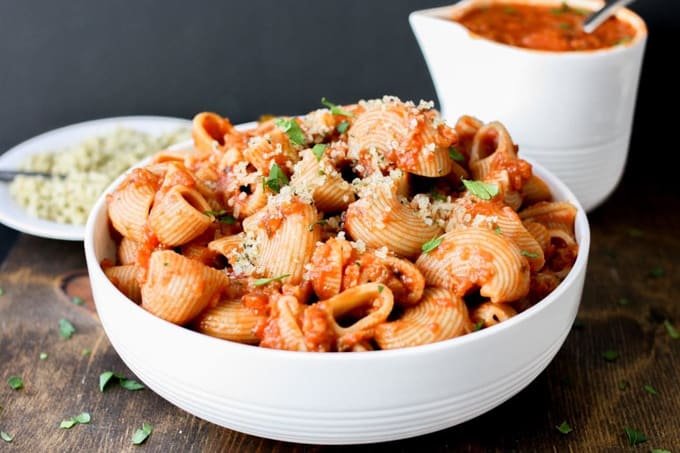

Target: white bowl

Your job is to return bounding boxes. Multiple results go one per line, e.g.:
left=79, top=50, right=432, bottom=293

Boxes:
left=409, top=0, right=647, bottom=212
left=84, top=152, right=590, bottom=445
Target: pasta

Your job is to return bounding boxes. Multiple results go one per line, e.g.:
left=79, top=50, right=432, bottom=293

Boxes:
left=101, top=95, right=579, bottom=352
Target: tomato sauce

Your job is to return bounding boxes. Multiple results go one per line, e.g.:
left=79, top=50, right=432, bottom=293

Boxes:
left=455, top=2, right=636, bottom=51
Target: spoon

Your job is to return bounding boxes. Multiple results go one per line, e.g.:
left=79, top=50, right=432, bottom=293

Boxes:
left=582, top=0, right=636, bottom=34
left=0, top=170, right=66, bottom=182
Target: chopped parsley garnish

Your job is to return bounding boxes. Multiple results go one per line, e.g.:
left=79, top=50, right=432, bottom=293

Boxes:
left=131, top=423, right=153, bottom=445
left=624, top=426, right=647, bottom=445
left=664, top=320, right=679, bottom=339
left=321, top=97, right=355, bottom=117
left=551, top=2, right=588, bottom=15
left=503, top=6, right=516, bottom=14
left=1, top=431, right=13, bottom=443
left=71, top=296, right=84, bottom=305
left=204, top=210, right=236, bottom=225
left=494, top=226, right=502, bottom=234
left=520, top=250, right=540, bottom=258
left=559, top=22, right=572, bottom=30
left=429, top=188, right=447, bottom=201
left=265, top=163, right=289, bottom=193
left=40, top=352, right=48, bottom=360
left=307, top=220, right=327, bottom=231
left=461, top=179, right=499, bottom=200
left=253, top=274, right=290, bottom=287
left=274, top=117, right=306, bottom=146
left=378, top=285, right=385, bottom=294
left=421, top=236, right=443, bottom=254
left=99, top=371, right=145, bottom=392
left=59, top=318, right=76, bottom=339
left=555, top=421, right=572, bottom=434
left=648, top=266, right=665, bottom=278
left=615, top=37, right=633, bottom=46
left=602, top=349, right=619, bottom=362
left=312, top=143, right=327, bottom=161
left=336, top=120, right=350, bottom=134
left=7, top=376, right=23, bottom=390
left=448, top=146, right=464, bottom=162
left=60, top=412, right=91, bottom=429
left=472, top=321, right=484, bottom=332
left=643, top=384, right=658, bottom=395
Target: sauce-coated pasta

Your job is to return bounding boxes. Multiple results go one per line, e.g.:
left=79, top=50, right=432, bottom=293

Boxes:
left=102, top=96, right=579, bottom=352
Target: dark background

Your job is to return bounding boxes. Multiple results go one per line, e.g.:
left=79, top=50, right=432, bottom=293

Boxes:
left=0, top=0, right=675, bottom=257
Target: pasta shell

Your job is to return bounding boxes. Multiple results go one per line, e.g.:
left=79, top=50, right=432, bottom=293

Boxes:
left=375, top=287, right=470, bottom=349
left=416, top=228, right=530, bottom=303
left=141, top=250, right=229, bottom=325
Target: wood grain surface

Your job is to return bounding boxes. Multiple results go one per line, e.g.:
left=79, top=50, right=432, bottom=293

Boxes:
left=1, top=176, right=678, bottom=452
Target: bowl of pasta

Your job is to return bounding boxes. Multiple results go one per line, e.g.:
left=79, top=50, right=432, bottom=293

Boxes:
left=84, top=96, right=590, bottom=445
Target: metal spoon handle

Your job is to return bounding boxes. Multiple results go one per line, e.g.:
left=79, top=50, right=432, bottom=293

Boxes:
left=582, top=0, right=635, bottom=34
left=0, top=170, right=63, bottom=182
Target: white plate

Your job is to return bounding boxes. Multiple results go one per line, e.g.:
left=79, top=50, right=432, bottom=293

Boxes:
left=0, top=116, right=192, bottom=241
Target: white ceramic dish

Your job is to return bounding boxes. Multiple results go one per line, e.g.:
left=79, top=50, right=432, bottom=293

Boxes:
left=409, top=0, right=647, bottom=212
left=0, top=116, right=191, bottom=241
left=84, top=139, right=591, bottom=444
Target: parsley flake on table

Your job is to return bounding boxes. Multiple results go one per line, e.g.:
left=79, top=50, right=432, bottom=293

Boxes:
left=131, top=423, right=153, bottom=445
left=1, top=431, right=13, bottom=443
left=618, top=297, right=631, bottom=306
left=555, top=421, right=572, bottom=434
left=40, top=352, right=48, bottom=360
left=252, top=274, right=290, bottom=287
left=618, top=380, right=630, bottom=391
left=7, top=376, right=23, bottom=390
left=650, top=449, right=671, bottom=453
left=624, top=426, right=647, bottom=445
left=0, top=287, right=4, bottom=296
left=274, top=117, right=306, bottom=146
left=321, top=97, right=355, bottom=117
left=60, top=412, right=91, bottom=429
left=312, top=143, right=327, bottom=161
left=663, top=320, right=679, bottom=339
left=648, top=266, right=664, bottom=278
left=602, top=349, right=619, bottom=362
left=82, top=348, right=91, bottom=357
left=265, top=163, right=289, bottom=193
left=627, top=227, right=644, bottom=237
left=643, top=384, right=658, bottom=395
left=58, top=318, right=76, bottom=339
left=461, top=179, right=499, bottom=200
left=421, top=236, right=443, bottom=254
left=100, top=371, right=145, bottom=392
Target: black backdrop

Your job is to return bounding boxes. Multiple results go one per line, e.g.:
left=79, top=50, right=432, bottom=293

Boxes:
left=0, top=0, right=675, bottom=254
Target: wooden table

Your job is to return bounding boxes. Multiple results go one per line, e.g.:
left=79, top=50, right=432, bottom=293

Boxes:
left=1, top=159, right=678, bottom=452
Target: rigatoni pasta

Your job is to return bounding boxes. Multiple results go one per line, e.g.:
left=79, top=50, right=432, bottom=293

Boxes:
left=101, top=95, right=579, bottom=352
